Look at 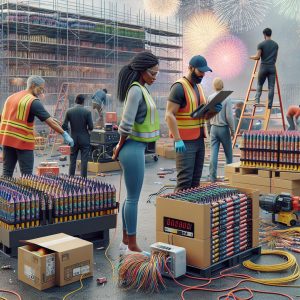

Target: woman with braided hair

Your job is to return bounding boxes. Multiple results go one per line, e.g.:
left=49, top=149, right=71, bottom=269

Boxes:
left=112, top=51, right=160, bottom=254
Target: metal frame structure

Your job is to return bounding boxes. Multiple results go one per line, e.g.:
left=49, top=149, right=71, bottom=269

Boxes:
left=0, top=0, right=183, bottom=119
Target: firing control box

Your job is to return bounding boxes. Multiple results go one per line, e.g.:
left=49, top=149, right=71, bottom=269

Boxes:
left=150, top=242, right=186, bottom=278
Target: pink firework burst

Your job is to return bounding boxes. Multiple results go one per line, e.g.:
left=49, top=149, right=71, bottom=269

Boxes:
left=205, top=36, right=248, bottom=79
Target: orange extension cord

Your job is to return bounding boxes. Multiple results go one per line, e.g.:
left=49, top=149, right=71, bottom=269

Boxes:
left=163, top=262, right=295, bottom=300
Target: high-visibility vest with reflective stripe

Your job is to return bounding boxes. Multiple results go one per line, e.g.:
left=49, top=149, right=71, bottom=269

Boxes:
left=0, top=90, right=36, bottom=150
left=174, top=77, right=207, bottom=140
left=126, top=82, right=160, bottom=143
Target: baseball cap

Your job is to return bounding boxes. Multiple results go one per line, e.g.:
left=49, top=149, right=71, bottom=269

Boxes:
left=189, top=55, right=212, bottom=72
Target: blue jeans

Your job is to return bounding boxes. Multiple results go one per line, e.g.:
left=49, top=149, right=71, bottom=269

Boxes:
left=175, top=138, right=205, bottom=191
left=209, top=126, right=233, bottom=182
left=255, top=64, right=276, bottom=108
left=119, top=139, right=146, bottom=235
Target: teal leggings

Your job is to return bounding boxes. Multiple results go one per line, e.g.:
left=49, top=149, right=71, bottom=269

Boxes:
left=119, top=139, right=146, bottom=235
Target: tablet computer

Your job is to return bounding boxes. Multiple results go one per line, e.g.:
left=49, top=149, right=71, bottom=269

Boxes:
left=190, top=90, right=233, bottom=118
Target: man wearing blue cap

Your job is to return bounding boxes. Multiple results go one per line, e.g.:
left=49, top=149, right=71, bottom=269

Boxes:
left=165, top=55, right=222, bottom=191
left=92, top=88, right=107, bottom=128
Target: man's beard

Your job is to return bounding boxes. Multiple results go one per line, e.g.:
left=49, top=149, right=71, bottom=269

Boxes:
left=191, top=71, right=203, bottom=84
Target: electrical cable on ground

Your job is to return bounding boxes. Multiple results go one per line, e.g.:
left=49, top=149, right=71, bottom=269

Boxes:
left=0, top=289, right=22, bottom=300
left=62, top=274, right=84, bottom=300
left=178, top=249, right=299, bottom=299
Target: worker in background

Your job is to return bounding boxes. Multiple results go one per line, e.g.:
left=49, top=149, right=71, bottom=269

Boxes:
left=0, top=75, right=74, bottom=177
left=286, top=105, right=300, bottom=131
left=165, top=55, right=222, bottom=191
left=250, top=28, right=279, bottom=109
left=62, top=94, right=93, bottom=177
left=207, top=78, right=235, bottom=182
left=112, top=51, right=160, bottom=254
left=91, top=88, right=107, bottom=128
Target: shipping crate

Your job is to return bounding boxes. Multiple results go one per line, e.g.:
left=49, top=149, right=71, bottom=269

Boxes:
left=156, top=186, right=259, bottom=269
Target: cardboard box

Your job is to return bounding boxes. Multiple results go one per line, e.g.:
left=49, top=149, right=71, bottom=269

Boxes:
left=224, top=162, right=241, bottom=175
left=230, top=182, right=270, bottom=195
left=164, top=146, right=176, bottom=159
left=156, top=186, right=259, bottom=240
left=37, top=162, right=59, bottom=176
left=273, top=171, right=300, bottom=181
left=156, top=143, right=165, bottom=157
left=105, top=112, right=117, bottom=123
left=77, top=161, right=120, bottom=173
left=271, top=186, right=300, bottom=195
left=258, top=170, right=272, bottom=178
left=88, top=162, right=99, bottom=173
left=271, top=178, right=300, bottom=190
left=18, top=233, right=93, bottom=290
left=18, top=245, right=56, bottom=290
left=58, top=145, right=71, bottom=155
left=156, top=219, right=259, bottom=269
left=232, top=174, right=271, bottom=187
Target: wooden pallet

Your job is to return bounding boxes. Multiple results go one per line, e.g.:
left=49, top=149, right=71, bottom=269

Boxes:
left=225, top=162, right=300, bottom=195
left=187, top=246, right=261, bottom=278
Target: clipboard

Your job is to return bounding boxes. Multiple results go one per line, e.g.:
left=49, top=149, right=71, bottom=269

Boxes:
left=190, top=90, right=233, bottom=118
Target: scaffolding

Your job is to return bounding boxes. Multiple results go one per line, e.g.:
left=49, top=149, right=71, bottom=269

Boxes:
left=0, top=0, right=183, bottom=126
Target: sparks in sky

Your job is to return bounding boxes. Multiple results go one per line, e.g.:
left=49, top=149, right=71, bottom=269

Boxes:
left=143, top=0, right=180, bottom=18
left=205, top=35, right=248, bottom=79
left=213, top=0, right=272, bottom=32
left=183, top=11, right=228, bottom=57
left=273, top=0, right=300, bottom=21
left=178, top=0, right=214, bottom=18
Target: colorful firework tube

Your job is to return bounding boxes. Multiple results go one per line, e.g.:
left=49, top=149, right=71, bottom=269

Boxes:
left=72, top=190, right=78, bottom=220
left=31, top=194, right=36, bottom=227
left=95, top=187, right=100, bottom=217
left=68, top=191, right=73, bottom=221
left=240, top=131, right=300, bottom=170
left=0, top=175, right=118, bottom=229
left=54, top=194, right=59, bottom=223
left=47, top=194, right=53, bottom=224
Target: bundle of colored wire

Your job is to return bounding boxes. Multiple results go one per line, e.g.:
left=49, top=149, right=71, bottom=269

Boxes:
left=243, top=249, right=300, bottom=285
left=117, top=252, right=167, bottom=293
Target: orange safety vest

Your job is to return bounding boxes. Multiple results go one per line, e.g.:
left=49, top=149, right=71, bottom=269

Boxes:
left=0, top=90, right=36, bottom=150
left=174, top=77, right=207, bottom=140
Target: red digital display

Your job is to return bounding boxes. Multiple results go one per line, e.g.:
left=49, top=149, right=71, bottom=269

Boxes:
left=163, top=217, right=194, bottom=238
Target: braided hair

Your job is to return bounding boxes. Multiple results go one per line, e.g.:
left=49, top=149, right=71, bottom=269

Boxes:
left=117, top=51, right=159, bottom=102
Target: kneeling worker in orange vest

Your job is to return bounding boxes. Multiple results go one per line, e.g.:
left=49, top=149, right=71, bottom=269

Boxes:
left=0, top=75, right=74, bottom=177
left=165, top=55, right=222, bottom=191
left=286, top=105, right=300, bottom=131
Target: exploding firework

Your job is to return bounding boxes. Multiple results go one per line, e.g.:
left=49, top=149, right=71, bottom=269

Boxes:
left=183, top=12, right=228, bottom=57
left=178, top=0, right=214, bottom=19
left=143, top=0, right=180, bottom=18
left=213, top=0, right=272, bottom=32
left=274, top=0, right=300, bottom=21
left=205, top=35, right=248, bottom=79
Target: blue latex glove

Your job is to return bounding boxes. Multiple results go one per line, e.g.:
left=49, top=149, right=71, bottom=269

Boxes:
left=214, top=103, right=222, bottom=113
left=62, top=131, right=74, bottom=147
left=175, top=140, right=186, bottom=153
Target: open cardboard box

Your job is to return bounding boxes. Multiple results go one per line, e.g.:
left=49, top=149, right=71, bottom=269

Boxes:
left=18, top=233, right=93, bottom=290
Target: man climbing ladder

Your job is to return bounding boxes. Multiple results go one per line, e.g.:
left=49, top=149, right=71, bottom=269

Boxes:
left=250, top=27, right=279, bottom=109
